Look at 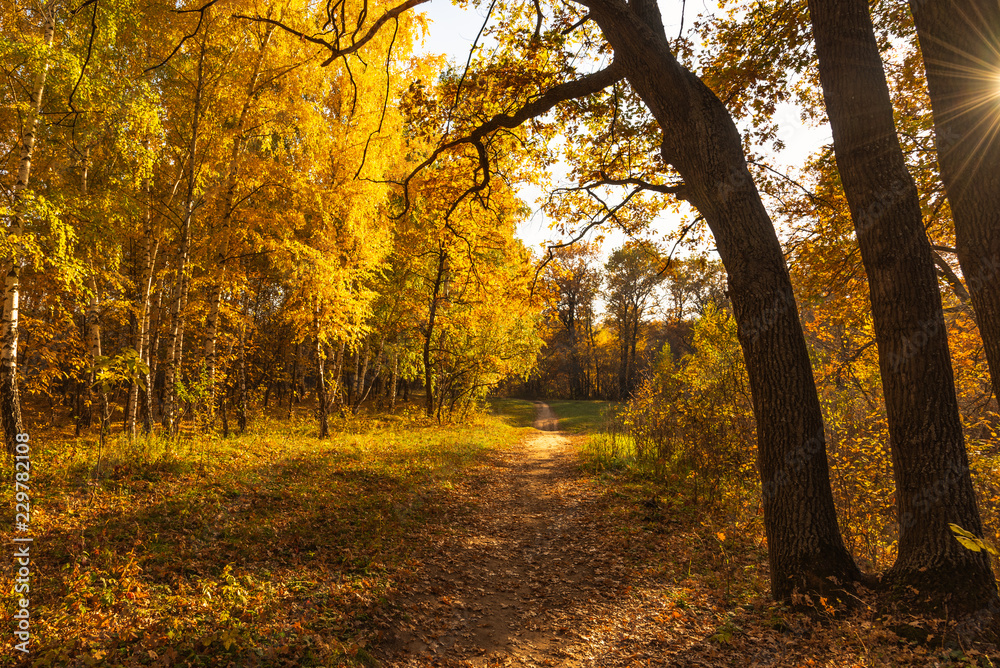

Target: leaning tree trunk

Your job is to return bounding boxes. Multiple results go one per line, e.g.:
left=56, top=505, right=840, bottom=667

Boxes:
left=809, top=0, right=997, bottom=613
left=586, top=0, right=861, bottom=599
left=2, top=7, right=55, bottom=453
left=909, top=0, right=1000, bottom=410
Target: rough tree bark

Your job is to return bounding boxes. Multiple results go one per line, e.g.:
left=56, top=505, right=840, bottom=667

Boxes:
left=909, top=0, right=1000, bottom=409
left=809, top=0, right=997, bottom=613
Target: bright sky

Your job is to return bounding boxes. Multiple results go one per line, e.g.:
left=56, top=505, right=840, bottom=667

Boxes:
left=414, top=0, right=833, bottom=261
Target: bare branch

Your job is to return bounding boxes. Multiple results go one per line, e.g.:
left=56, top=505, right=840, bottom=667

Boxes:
left=144, top=0, right=222, bottom=73
left=562, top=13, right=591, bottom=34
left=235, top=0, right=430, bottom=68
left=398, top=61, right=625, bottom=216
left=570, top=173, right=685, bottom=195
left=530, top=186, right=640, bottom=295
left=66, top=0, right=98, bottom=120
left=354, top=16, right=398, bottom=178
left=449, top=0, right=499, bottom=135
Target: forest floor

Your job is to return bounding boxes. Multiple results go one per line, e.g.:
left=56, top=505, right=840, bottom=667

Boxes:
left=373, top=402, right=999, bottom=668
left=1, top=401, right=997, bottom=667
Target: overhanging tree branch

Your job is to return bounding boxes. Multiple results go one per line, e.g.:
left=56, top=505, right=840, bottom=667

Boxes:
left=397, top=61, right=625, bottom=217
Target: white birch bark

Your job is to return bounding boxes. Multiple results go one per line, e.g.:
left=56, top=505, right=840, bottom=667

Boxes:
left=127, top=178, right=158, bottom=438
left=84, top=274, right=108, bottom=428
left=2, top=5, right=56, bottom=452
left=163, top=25, right=208, bottom=435
left=203, top=26, right=274, bottom=426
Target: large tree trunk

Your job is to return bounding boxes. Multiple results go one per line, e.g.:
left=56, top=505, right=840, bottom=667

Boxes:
left=2, top=7, right=55, bottom=453
left=809, top=0, right=996, bottom=613
left=909, top=0, right=1000, bottom=409
left=586, top=0, right=860, bottom=599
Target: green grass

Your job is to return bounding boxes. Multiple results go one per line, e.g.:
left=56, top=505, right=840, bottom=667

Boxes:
left=0, top=409, right=531, bottom=666
left=546, top=400, right=614, bottom=434
left=488, top=397, right=538, bottom=428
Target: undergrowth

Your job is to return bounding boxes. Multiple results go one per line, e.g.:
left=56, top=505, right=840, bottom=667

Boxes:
left=0, top=408, right=530, bottom=667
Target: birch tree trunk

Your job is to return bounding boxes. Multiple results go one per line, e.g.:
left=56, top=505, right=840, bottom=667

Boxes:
left=287, top=341, right=300, bottom=418
left=2, top=6, right=55, bottom=453
left=314, top=302, right=329, bottom=438
left=144, top=277, right=164, bottom=432
left=424, top=246, right=447, bottom=418
left=389, top=352, right=399, bottom=412
left=84, top=274, right=108, bottom=431
left=203, top=25, right=274, bottom=426
left=351, top=339, right=370, bottom=413
left=128, top=180, right=158, bottom=438
left=331, top=340, right=345, bottom=407
left=236, top=328, right=247, bottom=434
left=163, top=24, right=208, bottom=436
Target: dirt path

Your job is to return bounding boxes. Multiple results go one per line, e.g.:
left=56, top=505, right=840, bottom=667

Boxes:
left=373, top=402, right=717, bottom=667
left=370, top=404, right=987, bottom=668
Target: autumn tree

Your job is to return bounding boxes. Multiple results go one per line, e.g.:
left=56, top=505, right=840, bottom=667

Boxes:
left=809, top=0, right=998, bottom=613
left=542, top=243, right=601, bottom=399
left=374, top=0, right=862, bottom=597
left=604, top=241, right=663, bottom=399
left=908, top=1, right=1000, bottom=412
left=1, top=0, right=57, bottom=452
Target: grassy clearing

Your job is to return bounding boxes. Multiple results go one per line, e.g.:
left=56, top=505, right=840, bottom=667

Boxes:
left=544, top=400, right=613, bottom=434
left=487, top=398, right=537, bottom=428
left=0, top=410, right=532, bottom=667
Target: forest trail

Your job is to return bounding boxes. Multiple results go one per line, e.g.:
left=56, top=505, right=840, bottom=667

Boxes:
left=375, top=402, right=648, bottom=666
